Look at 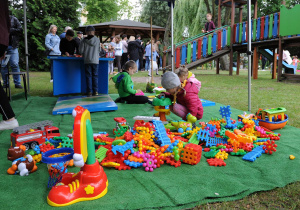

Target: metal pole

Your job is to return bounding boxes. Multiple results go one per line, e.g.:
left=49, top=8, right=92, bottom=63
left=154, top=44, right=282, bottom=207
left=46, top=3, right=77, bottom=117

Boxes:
left=247, top=0, right=251, bottom=112
left=23, top=0, right=30, bottom=92
left=171, top=0, right=174, bottom=72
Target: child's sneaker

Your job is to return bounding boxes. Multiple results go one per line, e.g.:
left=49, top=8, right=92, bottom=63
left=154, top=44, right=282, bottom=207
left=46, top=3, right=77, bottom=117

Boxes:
left=93, top=92, right=98, bottom=96
left=87, top=92, right=92, bottom=97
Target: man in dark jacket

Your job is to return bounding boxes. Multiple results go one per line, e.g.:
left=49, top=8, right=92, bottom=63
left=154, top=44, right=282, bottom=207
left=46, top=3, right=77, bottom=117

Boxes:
left=135, top=34, right=144, bottom=71
left=1, top=13, right=23, bottom=89
left=128, top=38, right=141, bottom=72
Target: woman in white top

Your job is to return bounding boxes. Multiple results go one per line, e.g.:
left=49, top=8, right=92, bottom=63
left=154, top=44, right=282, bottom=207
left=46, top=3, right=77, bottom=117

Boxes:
left=114, top=35, right=123, bottom=72
left=121, top=34, right=128, bottom=68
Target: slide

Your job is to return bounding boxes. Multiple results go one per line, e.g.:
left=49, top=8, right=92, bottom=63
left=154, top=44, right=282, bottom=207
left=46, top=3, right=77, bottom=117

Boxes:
left=259, top=49, right=296, bottom=74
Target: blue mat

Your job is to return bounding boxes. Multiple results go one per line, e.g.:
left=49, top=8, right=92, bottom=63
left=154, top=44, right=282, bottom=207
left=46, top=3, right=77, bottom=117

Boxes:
left=52, top=94, right=118, bottom=115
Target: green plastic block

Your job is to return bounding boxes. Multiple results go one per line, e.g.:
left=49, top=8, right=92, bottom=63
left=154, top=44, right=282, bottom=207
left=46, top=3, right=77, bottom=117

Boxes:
left=208, top=35, right=212, bottom=55
left=239, top=22, right=242, bottom=43
left=204, top=150, right=219, bottom=158
left=230, top=149, right=246, bottom=156
left=188, top=133, right=199, bottom=145
left=187, top=43, right=192, bottom=64
left=95, top=147, right=109, bottom=163
left=227, top=27, right=231, bottom=47
left=253, top=19, right=257, bottom=41
left=61, top=138, right=73, bottom=148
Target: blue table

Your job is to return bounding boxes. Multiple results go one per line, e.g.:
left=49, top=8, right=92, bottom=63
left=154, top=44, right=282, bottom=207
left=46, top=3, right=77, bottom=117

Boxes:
left=48, top=56, right=113, bottom=96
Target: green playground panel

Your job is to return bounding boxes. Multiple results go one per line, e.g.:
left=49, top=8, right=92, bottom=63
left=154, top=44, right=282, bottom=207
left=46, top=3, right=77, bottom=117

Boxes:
left=239, top=22, right=242, bottom=43
left=253, top=19, right=257, bottom=41
left=208, top=35, right=212, bottom=55
left=227, top=27, right=231, bottom=46
left=280, top=5, right=300, bottom=36
left=187, top=43, right=192, bottom=64
left=269, top=14, right=273, bottom=38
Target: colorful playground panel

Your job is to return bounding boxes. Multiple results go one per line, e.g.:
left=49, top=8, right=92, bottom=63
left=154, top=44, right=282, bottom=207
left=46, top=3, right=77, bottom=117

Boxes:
left=52, top=95, right=118, bottom=115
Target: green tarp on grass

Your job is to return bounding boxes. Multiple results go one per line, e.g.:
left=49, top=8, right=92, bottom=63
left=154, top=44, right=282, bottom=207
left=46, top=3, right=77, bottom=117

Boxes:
left=0, top=95, right=300, bottom=209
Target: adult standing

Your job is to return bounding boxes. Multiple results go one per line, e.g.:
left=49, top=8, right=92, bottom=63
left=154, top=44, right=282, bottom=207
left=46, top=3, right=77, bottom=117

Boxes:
left=45, top=25, right=61, bottom=82
left=74, top=31, right=83, bottom=52
left=0, top=0, right=19, bottom=130
left=114, top=35, right=123, bottom=72
left=135, top=34, right=144, bottom=71
left=121, top=34, right=128, bottom=67
left=127, top=36, right=141, bottom=72
left=1, top=12, right=23, bottom=89
left=59, top=26, right=72, bottom=39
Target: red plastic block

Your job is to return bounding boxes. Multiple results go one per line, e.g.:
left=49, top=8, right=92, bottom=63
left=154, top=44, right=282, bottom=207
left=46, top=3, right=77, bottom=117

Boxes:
left=165, top=157, right=181, bottom=167
left=207, top=158, right=226, bottom=166
left=180, top=143, right=202, bottom=165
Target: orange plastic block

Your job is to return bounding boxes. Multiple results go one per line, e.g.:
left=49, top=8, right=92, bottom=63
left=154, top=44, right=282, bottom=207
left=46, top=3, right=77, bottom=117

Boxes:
left=180, top=143, right=202, bottom=165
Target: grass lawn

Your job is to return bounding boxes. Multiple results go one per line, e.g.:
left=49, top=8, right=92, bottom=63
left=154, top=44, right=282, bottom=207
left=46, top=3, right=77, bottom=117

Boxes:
left=8, top=69, right=300, bottom=209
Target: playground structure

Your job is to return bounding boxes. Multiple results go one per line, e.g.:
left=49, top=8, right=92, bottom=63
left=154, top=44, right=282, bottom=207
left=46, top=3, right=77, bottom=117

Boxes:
left=161, top=0, right=300, bottom=82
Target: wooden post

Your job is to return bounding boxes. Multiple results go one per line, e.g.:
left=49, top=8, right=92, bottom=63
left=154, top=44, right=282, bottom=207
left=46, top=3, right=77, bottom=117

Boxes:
left=277, top=38, right=283, bottom=81
left=253, top=47, right=258, bottom=79
left=216, top=59, right=220, bottom=74
left=239, top=7, right=243, bottom=23
left=272, top=49, right=277, bottom=79
left=112, top=28, right=116, bottom=37
left=216, top=0, right=221, bottom=75
left=237, top=52, right=240, bottom=75
left=254, top=0, right=258, bottom=19
left=163, top=46, right=167, bottom=68
left=229, top=0, right=235, bottom=76
left=218, top=0, right=221, bottom=27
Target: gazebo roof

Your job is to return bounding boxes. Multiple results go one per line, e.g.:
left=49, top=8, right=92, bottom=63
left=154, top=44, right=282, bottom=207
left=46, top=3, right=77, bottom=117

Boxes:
left=78, top=19, right=165, bottom=40
left=81, top=19, right=165, bottom=30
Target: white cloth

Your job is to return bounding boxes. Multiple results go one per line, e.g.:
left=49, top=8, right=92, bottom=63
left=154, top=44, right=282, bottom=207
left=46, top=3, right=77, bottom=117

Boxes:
left=283, top=50, right=292, bottom=65
left=114, top=42, right=123, bottom=56
left=148, top=60, right=158, bottom=76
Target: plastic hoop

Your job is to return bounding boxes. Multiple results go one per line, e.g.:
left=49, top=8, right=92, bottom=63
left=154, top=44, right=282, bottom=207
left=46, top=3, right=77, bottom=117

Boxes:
left=42, top=148, right=74, bottom=164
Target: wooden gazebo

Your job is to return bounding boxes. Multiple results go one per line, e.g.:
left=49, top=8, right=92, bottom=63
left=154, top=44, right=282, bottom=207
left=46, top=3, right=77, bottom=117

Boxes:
left=78, top=19, right=165, bottom=42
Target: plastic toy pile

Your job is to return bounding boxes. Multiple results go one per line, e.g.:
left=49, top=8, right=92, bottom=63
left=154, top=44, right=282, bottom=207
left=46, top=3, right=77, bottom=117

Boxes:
left=93, top=105, right=281, bottom=171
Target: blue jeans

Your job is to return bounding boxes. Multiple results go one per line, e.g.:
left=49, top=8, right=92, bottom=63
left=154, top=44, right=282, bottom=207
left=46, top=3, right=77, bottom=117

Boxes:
left=1, top=46, right=21, bottom=86
left=160, top=57, right=163, bottom=68
left=145, top=56, right=150, bottom=71
left=85, top=64, right=98, bottom=93
left=135, top=59, right=139, bottom=72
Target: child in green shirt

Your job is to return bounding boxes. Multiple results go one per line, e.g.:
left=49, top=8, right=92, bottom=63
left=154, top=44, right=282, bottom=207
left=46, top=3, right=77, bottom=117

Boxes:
left=112, top=60, right=149, bottom=104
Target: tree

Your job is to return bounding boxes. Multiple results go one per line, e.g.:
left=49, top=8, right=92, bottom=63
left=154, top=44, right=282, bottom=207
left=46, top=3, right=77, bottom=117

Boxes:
left=81, top=0, right=133, bottom=24
left=139, top=0, right=170, bottom=27
left=10, top=0, right=80, bottom=71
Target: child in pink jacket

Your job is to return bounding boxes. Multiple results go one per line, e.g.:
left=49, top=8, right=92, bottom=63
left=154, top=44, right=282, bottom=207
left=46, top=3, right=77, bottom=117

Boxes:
left=160, top=72, right=203, bottom=120
left=175, top=66, right=201, bottom=91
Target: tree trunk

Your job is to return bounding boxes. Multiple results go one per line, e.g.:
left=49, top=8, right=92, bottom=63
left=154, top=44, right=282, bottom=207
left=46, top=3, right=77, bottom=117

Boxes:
left=220, top=54, right=230, bottom=70
left=223, top=7, right=231, bottom=25
left=204, top=0, right=211, bottom=14
left=163, top=10, right=171, bottom=46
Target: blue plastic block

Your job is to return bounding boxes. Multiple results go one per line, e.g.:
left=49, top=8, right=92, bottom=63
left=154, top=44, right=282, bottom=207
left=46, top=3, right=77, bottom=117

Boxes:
left=153, top=120, right=171, bottom=146
left=219, top=105, right=232, bottom=118
left=111, top=140, right=134, bottom=156
left=124, top=160, right=143, bottom=168
left=197, top=128, right=210, bottom=142
left=165, top=140, right=179, bottom=153
left=206, top=137, right=228, bottom=147
left=225, top=117, right=237, bottom=129
left=242, top=145, right=265, bottom=162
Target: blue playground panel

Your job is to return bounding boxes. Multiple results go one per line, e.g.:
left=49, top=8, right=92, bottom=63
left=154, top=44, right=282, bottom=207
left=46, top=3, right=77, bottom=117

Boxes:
left=52, top=94, right=118, bottom=115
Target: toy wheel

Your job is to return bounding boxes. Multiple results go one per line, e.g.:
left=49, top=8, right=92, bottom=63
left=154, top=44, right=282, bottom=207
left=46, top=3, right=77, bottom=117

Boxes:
left=30, top=141, right=38, bottom=149
left=23, top=143, right=30, bottom=150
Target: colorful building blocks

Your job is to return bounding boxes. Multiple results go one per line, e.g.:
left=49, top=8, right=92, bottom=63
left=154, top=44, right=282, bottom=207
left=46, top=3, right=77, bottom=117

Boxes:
left=152, top=120, right=171, bottom=146
left=242, top=145, right=265, bottom=162
left=219, top=105, right=232, bottom=118
left=215, top=150, right=228, bottom=160
left=207, top=158, right=226, bottom=166
left=263, top=140, right=277, bottom=155
left=180, top=143, right=202, bottom=165
left=95, top=147, right=109, bottom=163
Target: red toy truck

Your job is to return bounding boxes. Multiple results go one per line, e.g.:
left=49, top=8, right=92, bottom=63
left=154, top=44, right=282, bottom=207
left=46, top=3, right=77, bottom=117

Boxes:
left=10, top=120, right=60, bottom=150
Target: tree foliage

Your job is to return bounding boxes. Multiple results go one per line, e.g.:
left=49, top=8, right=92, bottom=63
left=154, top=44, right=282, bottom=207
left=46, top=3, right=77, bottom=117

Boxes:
left=139, top=0, right=170, bottom=27
left=82, top=0, right=133, bottom=24
left=10, top=0, right=80, bottom=71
